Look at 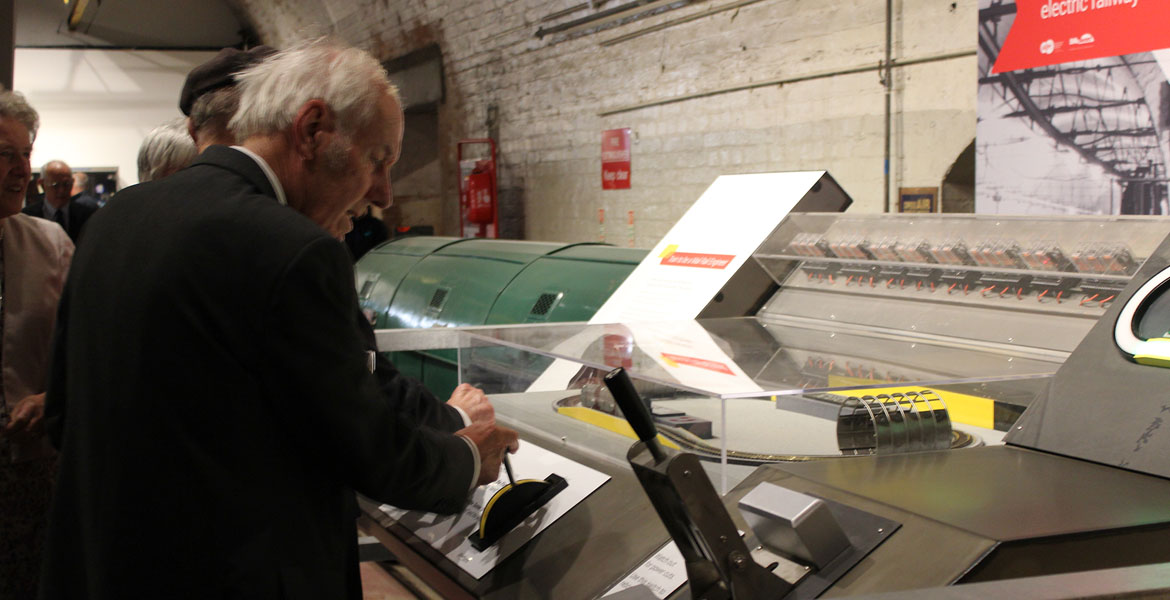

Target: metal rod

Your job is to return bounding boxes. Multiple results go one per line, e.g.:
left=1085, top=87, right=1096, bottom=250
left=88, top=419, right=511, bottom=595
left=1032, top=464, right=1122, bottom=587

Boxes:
left=883, top=0, right=894, bottom=213
left=597, top=50, right=975, bottom=116
left=537, top=0, right=686, bottom=38
left=503, top=454, right=517, bottom=486
left=599, top=0, right=766, bottom=47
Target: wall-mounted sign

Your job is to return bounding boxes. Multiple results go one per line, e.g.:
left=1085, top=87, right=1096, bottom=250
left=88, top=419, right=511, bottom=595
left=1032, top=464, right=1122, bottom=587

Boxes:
left=992, top=0, right=1170, bottom=74
left=602, top=128, right=631, bottom=190
left=899, top=187, right=937, bottom=213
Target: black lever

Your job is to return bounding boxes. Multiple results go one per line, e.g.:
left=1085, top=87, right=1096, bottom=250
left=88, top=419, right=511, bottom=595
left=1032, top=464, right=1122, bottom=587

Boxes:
left=603, top=367, right=666, bottom=462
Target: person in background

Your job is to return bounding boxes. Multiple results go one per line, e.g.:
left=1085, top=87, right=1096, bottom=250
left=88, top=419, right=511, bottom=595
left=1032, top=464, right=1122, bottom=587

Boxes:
left=180, top=45, right=276, bottom=152
left=0, top=89, right=74, bottom=600
left=180, top=45, right=489, bottom=432
left=136, top=117, right=198, bottom=183
left=21, top=160, right=97, bottom=243
left=68, top=172, right=99, bottom=208
left=39, top=40, right=517, bottom=600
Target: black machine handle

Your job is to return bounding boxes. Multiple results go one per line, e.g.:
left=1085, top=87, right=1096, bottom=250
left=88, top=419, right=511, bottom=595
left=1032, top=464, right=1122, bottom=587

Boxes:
left=604, top=367, right=666, bottom=462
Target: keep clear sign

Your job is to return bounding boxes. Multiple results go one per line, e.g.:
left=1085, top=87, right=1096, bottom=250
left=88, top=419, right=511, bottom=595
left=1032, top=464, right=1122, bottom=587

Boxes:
left=602, top=128, right=631, bottom=190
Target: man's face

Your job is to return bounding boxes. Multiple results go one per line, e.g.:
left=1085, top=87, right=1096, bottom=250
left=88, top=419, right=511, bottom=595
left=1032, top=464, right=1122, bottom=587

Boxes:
left=0, top=118, right=33, bottom=219
left=304, top=93, right=403, bottom=239
left=41, top=162, right=74, bottom=209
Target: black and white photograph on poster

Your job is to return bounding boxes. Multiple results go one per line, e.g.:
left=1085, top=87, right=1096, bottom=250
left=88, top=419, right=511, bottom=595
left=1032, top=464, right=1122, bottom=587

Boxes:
left=977, top=0, right=1170, bottom=215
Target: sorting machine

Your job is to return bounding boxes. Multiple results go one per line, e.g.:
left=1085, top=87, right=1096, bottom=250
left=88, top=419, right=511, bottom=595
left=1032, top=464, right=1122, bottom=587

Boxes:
left=355, top=213, right=1170, bottom=598
left=354, top=237, right=646, bottom=397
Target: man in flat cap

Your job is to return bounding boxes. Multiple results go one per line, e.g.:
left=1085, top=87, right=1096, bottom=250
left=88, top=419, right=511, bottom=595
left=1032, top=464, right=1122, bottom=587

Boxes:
left=40, top=40, right=518, bottom=599
left=180, top=45, right=277, bottom=151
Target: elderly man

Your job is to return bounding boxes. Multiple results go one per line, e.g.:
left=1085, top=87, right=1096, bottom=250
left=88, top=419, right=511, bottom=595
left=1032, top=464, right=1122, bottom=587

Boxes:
left=0, top=90, right=74, bottom=600
left=39, top=41, right=518, bottom=600
left=181, top=46, right=488, bottom=433
left=21, top=160, right=97, bottom=242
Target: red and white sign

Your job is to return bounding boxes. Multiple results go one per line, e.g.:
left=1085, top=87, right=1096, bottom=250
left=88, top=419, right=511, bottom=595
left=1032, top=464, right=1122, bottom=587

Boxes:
left=993, top=0, right=1170, bottom=73
left=601, top=128, right=631, bottom=190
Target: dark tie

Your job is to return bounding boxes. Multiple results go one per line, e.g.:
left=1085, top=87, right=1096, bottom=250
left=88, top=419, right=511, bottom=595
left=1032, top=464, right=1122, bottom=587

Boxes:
left=53, top=210, right=66, bottom=231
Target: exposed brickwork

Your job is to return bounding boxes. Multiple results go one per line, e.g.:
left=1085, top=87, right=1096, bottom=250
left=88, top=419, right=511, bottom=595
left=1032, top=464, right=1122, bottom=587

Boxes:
left=232, top=0, right=976, bottom=244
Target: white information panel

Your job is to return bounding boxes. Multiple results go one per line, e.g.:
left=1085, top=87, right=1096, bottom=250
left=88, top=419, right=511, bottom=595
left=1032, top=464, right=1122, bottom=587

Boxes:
left=378, top=442, right=610, bottom=579
left=590, top=171, right=827, bottom=324
left=530, top=172, right=823, bottom=393
left=603, top=542, right=686, bottom=599
left=527, top=320, right=764, bottom=395
left=629, top=320, right=763, bottom=395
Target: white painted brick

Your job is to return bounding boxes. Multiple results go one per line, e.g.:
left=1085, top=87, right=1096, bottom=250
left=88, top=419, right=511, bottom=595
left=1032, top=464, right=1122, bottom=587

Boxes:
left=233, top=0, right=976, bottom=240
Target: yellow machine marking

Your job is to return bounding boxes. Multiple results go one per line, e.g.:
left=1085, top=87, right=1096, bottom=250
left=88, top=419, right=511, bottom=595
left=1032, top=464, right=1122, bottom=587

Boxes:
left=556, top=406, right=681, bottom=450
left=825, top=376, right=995, bottom=430
left=1133, top=338, right=1170, bottom=368
left=659, top=244, right=679, bottom=259
left=478, top=479, right=543, bottom=534
left=1135, top=354, right=1170, bottom=368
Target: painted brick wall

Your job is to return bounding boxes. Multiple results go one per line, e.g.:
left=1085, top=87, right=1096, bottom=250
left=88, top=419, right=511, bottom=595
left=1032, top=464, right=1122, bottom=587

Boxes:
left=233, top=0, right=976, bottom=245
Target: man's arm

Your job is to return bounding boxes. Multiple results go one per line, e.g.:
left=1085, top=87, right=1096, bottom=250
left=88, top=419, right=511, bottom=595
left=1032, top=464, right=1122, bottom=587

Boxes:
left=356, top=313, right=474, bottom=432
left=264, top=238, right=513, bottom=513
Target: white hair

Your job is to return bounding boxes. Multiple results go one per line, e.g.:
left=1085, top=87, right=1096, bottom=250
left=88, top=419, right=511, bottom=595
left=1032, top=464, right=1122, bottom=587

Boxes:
left=0, top=89, right=39, bottom=142
left=228, top=39, right=399, bottom=141
left=137, top=117, right=198, bottom=182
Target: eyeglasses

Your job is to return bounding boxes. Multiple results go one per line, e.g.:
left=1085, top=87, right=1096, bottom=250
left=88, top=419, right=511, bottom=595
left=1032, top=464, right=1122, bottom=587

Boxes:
left=45, top=181, right=71, bottom=189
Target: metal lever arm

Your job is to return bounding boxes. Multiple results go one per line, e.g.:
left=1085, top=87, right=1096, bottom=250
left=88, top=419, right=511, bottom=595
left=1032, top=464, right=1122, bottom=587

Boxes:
left=604, top=367, right=666, bottom=462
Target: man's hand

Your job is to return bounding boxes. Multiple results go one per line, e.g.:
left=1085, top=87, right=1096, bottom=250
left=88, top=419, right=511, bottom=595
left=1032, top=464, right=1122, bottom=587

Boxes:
left=457, top=421, right=520, bottom=486
left=447, top=383, right=494, bottom=425
left=3, top=393, right=46, bottom=441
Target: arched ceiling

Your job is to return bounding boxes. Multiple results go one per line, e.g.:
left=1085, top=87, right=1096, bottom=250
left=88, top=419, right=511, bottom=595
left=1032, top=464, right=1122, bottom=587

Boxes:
left=15, top=0, right=253, bottom=49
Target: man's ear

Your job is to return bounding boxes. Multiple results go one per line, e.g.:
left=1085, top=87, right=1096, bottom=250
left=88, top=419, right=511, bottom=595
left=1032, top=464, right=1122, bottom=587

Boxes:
left=291, top=99, right=336, bottom=161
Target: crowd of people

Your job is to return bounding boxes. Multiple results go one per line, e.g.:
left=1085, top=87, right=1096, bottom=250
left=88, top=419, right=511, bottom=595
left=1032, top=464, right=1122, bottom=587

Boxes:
left=0, top=38, right=517, bottom=600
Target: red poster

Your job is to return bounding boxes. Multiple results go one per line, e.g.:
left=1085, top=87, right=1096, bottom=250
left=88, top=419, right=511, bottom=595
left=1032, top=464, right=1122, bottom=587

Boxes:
left=993, top=0, right=1170, bottom=73
left=601, top=128, right=631, bottom=190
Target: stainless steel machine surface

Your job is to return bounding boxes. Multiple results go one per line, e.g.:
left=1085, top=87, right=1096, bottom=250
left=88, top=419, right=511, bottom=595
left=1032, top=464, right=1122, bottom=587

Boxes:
left=358, top=213, right=1170, bottom=599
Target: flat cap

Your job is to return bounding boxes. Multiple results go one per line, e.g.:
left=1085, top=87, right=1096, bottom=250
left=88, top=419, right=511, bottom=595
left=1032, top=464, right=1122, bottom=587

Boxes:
left=179, top=45, right=277, bottom=116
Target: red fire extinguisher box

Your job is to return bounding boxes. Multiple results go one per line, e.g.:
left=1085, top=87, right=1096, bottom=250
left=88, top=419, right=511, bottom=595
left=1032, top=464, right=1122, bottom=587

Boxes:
left=458, top=139, right=498, bottom=238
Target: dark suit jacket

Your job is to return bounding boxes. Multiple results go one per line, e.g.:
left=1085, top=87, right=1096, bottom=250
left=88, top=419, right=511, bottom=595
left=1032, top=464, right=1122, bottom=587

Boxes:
left=357, top=315, right=466, bottom=433
left=21, top=197, right=97, bottom=243
left=40, top=146, right=475, bottom=600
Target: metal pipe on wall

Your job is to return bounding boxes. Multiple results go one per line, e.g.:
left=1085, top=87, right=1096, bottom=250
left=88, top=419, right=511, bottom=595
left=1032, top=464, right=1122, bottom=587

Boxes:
left=596, top=50, right=973, bottom=117
left=883, top=0, right=893, bottom=213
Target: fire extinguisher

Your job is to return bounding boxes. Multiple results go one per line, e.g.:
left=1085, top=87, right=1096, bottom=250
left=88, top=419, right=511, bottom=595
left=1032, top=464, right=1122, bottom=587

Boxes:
left=465, top=161, right=494, bottom=224
left=458, top=139, right=498, bottom=238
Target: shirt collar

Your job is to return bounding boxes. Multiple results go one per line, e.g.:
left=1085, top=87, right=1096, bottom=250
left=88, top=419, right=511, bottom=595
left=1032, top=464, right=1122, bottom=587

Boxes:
left=43, top=201, right=67, bottom=221
left=231, top=145, right=287, bottom=207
